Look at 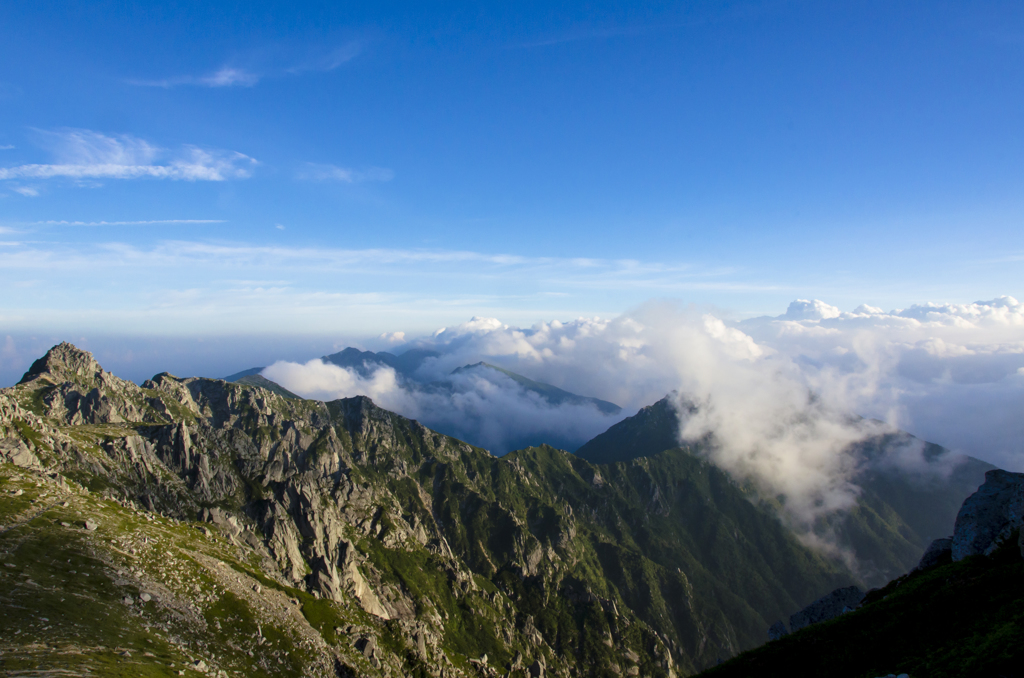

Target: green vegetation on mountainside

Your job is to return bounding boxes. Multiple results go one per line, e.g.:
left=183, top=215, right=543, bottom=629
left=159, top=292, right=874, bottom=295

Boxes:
left=576, top=396, right=992, bottom=587
left=698, top=537, right=1024, bottom=678
left=1, top=343, right=995, bottom=676
left=0, top=466, right=371, bottom=677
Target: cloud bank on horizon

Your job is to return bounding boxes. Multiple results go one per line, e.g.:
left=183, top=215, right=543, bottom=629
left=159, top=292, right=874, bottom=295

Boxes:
left=262, top=295, right=1024, bottom=536
left=262, top=357, right=626, bottom=456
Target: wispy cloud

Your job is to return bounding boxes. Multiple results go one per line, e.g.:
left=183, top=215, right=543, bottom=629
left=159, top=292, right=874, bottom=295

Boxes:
left=12, top=187, right=38, bottom=197
left=284, top=43, right=363, bottom=74
left=0, top=145, right=14, bottom=151
left=0, top=239, right=759, bottom=294
left=129, top=66, right=261, bottom=89
left=0, top=129, right=256, bottom=182
left=129, top=42, right=363, bottom=89
left=297, top=162, right=394, bottom=183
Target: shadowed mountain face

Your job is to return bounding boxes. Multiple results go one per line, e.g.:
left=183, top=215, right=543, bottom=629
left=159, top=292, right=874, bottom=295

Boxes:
left=576, top=397, right=685, bottom=465
left=576, top=395, right=994, bottom=587
left=1, top=342, right=870, bottom=677
left=698, top=473, right=1024, bottom=678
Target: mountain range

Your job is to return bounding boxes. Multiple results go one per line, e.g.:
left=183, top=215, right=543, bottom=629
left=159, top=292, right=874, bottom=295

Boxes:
left=0, top=343, right=997, bottom=677
left=225, top=346, right=622, bottom=453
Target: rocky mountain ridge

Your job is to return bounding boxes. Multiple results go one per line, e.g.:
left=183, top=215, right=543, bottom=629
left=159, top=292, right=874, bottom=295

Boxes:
left=0, top=343, right=993, bottom=676
left=577, top=394, right=994, bottom=587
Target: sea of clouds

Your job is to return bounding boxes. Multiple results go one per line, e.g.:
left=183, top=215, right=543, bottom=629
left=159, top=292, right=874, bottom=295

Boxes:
left=263, top=296, right=1024, bottom=534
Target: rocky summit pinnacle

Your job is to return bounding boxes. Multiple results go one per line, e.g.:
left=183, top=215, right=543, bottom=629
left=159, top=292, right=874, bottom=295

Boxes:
left=17, top=341, right=105, bottom=386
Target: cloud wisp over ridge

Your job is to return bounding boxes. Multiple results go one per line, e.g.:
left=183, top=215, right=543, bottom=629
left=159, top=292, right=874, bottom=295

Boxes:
left=0, top=129, right=256, bottom=182
left=262, top=357, right=626, bottom=455
left=261, top=298, right=1023, bottom=540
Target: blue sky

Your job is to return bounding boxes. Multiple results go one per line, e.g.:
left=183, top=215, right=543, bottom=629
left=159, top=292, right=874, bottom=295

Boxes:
left=1, top=0, right=1022, bottom=382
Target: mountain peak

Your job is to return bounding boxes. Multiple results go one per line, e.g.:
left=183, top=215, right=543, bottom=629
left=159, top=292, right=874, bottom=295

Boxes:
left=17, top=342, right=105, bottom=386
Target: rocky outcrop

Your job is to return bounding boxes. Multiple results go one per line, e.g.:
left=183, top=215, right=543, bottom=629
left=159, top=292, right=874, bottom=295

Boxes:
left=767, top=620, right=788, bottom=641
left=0, top=436, right=42, bottom=470
left=789, top=586, right=864, bottom=632
left=951, top=469, right=1024, bottom=561
left=915, top=537, right=953, bottom=570
left=0, top=342, right=883, bottom=677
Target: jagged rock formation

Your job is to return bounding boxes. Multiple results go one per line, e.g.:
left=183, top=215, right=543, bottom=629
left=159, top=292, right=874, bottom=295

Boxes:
left=0, top=342, right=872, bottom=677
left=915, top=537, right=953, bottom=570
left=0, top=343, right=999, bottom=677
left=951, top=469, right=1024, bottom=561
left=787, top=586, right=864, bottom=632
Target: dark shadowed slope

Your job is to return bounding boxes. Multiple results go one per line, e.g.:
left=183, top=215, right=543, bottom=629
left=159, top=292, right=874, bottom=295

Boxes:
left=698, top=473, right=1024, bottom=678
left=575, top=396, right=682, bottom=464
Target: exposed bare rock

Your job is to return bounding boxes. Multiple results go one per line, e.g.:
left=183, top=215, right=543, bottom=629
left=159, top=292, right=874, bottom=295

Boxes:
left=789, top=586, right=864, bottom=632
left=915, top=537, right=953, bottom=570
left=767, top=620, right=788, bottom=641
left=952, top=469, right=1024, bottom=561
left=0, top=436, right=42, bottom=470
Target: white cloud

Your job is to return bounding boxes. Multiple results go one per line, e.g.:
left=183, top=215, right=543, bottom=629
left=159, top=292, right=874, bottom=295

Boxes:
left=284, top=43, right=363, bottom=74
left=297, top=163, right=394, bottom=183
left=0, top=130, right=255, bottom=182
left=262, top=358, right=627, bottom=454
left=782, top=298, right=841, bottom=320
left=0, top=145, right=14, bottom=150
left=198, top=67, right=260, bottom=87
left=129, top=43, right=362, bottom=89
left=260, top=300, right=1024, bottom=535
left=129, top=66, right=260, bottom=88
left=12, top=187, right=38, bottom=197
left=738, top=296, right=1024, bottom=472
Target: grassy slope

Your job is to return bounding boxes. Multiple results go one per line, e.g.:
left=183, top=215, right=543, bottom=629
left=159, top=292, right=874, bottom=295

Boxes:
left=697, top=539, right=1024, bottom=678
left=0, top=464, right=377, bottom=677
left=1, top=344, right=932, bottom=677
left=495, top=446, right=852, bottom=667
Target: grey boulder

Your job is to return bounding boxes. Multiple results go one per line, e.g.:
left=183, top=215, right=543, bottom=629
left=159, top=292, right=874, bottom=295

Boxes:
left=952, top=469, right=1024, bottom=561
left=0, top=437, right=42, bottom=471
left=789, top=586, right=864, bottom=632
